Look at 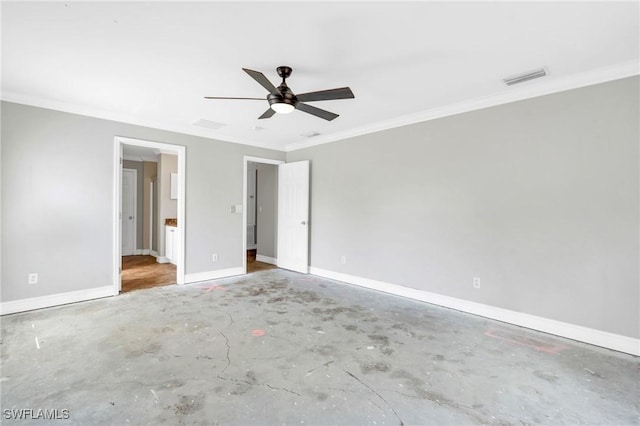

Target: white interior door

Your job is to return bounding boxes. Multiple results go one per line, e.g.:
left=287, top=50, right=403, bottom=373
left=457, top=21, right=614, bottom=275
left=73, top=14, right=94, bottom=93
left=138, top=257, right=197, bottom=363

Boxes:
left=122, top=168, right=136, bottom=256
left=277, top=161, right=309, bottom=273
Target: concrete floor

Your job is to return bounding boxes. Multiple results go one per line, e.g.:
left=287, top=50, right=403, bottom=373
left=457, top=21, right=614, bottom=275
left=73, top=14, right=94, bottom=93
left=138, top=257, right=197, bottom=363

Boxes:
left=1, top=269, right=638, bottom=425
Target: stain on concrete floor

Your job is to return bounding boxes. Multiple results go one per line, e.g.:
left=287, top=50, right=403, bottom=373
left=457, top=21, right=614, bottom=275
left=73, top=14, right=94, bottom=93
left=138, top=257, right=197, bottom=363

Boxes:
left=1, top=268, right=638, bottom=425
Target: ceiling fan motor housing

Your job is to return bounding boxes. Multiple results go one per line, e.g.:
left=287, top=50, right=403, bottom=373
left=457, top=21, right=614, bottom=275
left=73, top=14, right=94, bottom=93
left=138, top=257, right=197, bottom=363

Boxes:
left=268, top=84, right=298, bottom=109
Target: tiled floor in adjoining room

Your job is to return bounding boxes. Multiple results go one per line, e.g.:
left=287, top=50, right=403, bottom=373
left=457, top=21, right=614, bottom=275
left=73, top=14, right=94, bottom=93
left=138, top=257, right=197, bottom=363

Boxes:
left=1, top=269, right=638, bottom=425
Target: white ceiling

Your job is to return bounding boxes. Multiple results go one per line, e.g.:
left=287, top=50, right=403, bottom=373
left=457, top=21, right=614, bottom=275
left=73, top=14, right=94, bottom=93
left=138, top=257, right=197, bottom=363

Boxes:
left=2, top=1, right=638, bottom=152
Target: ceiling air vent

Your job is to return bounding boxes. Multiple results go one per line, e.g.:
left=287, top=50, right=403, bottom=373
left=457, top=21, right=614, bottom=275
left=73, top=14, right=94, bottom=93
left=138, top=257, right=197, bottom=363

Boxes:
left=503, top=68, right=547, bottom=86
left=192, top=118, right=226, bottom=130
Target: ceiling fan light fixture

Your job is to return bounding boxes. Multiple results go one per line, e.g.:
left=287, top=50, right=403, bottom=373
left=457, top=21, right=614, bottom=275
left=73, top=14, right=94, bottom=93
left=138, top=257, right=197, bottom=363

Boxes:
left=268, top=89, right=297, bottom=114
left=271, top=102, right=295, bottom=114
left=206, top=66, right=354, bottom=121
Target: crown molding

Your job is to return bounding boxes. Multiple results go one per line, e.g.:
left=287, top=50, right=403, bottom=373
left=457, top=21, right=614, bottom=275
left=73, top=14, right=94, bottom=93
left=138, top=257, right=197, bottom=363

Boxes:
left=3, top=60, right=637, bottom=154
left=0, top=91, right=281, bottom=151
left=284, top=60, right=640, bottom=152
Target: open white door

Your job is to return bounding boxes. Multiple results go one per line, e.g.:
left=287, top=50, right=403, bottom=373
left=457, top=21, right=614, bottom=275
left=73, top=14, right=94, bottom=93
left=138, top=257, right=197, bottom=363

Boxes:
left=277, top=161, right=309, bottom=273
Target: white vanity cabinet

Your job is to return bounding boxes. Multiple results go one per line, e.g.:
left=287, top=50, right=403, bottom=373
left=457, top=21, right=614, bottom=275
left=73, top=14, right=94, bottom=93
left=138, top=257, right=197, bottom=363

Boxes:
left=165, top=225, right=179, bottom=265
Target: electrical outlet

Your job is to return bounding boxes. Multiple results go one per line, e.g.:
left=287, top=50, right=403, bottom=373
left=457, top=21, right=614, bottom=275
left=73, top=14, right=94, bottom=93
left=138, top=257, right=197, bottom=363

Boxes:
left=341, top=256, right=346, bottom=265
left=212, top=254, right=218, bottom=262
left=473, top=277, right=481, bottom=289
left=28, top=273, right=38, bottom=284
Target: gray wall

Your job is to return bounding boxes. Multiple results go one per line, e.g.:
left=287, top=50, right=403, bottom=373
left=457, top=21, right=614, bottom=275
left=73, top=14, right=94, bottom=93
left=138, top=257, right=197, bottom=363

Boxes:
left=122, top=159, right=144, bottom=250
left=256, top=163, right=278, bottom=259
left=287, top=76, right=639, bottom=339
left=1, top=101, right=285, bottom=302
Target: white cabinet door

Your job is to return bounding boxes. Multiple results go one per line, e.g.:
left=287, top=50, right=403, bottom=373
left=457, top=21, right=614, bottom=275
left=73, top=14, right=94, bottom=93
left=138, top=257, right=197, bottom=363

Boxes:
left=165, top=226, right=177, bottom=264
left=277, top=161, right=309, bottom=273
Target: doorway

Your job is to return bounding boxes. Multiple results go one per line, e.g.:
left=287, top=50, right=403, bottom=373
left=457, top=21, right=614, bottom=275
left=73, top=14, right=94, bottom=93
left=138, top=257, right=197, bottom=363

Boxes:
left=114, top=137, right=186, bottom=294
left=243, top=157, right=284, bottom=274
left=242, top=157, right=310, bottom=275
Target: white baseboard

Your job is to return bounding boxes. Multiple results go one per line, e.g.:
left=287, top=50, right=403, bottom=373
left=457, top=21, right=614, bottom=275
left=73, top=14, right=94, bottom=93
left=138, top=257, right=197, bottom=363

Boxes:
left=156, top=256, right=170, bottom=264
left=0, top=286, right=115, bottom=316
left=309, top=267, right=640, bottom=356
left=150, top=250, right=158, bottom=258
left=184, top=267, right=245, bottom=284
left=256, top=255, right=277, bottom=265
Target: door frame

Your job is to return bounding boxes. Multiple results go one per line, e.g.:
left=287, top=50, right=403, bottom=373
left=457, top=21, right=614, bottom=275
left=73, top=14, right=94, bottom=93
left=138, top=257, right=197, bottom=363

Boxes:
left=242, top=156, right=285, bottom=274
left=113, top=136, right=186, bottom=294
left=121, top=168, right=138, bottom=256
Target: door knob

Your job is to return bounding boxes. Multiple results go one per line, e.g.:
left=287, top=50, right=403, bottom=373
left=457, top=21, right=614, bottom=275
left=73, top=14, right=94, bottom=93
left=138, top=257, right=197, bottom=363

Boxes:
left=129, top=216, right=133, bottom=219
left=301, top=221, right=306, bottom=225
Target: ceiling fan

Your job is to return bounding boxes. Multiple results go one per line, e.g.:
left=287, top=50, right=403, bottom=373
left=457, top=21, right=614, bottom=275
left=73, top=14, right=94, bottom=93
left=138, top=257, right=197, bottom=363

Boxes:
left=205, top=66, right=354, bottom=121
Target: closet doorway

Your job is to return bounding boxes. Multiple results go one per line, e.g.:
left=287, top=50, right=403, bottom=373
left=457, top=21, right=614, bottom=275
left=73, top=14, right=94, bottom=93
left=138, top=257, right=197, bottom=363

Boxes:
left=244, top=157, right=283, bottom=273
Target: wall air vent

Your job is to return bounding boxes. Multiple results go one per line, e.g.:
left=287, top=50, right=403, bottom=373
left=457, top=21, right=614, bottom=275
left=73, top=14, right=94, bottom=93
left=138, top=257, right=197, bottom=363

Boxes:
left=503, top=68, right=547, bottom=86
left=192, top=118, right=226, bottom=130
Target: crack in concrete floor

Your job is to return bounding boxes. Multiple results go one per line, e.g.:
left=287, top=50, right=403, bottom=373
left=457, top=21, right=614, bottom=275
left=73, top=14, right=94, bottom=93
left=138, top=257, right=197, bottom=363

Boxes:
left=1, top=268, right=638, bottom=425
left=345, top=370, right=404, bottom=426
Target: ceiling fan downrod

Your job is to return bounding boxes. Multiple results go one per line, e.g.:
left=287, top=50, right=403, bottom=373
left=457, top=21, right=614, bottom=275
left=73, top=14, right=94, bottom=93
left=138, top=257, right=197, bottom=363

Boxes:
left=276, top=66, right=293, bottom=82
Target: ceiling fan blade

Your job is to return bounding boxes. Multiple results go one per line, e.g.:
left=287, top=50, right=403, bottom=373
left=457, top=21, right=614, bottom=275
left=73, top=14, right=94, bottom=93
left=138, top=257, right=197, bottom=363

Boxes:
left=258, top=108, right=276, bottom=119
left=243, top=68, right=280, bottom=95
left=296, top=103, right=339, bottom=121
left=204, top=96, right=265, bottom=100
left=296, top=87, right=355, bottom=103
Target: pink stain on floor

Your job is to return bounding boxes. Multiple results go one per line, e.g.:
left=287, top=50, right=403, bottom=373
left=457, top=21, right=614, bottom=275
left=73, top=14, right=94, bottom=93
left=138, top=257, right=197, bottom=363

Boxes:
left=484, top=328, right=567, bottom=354
left=200, top=284, right=227, bottom=292
left=251, top=329, right=266, bottom=337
